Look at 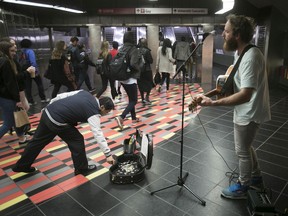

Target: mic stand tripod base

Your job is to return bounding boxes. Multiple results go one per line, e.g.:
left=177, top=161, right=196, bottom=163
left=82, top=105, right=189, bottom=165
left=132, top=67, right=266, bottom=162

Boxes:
left=150, top=172, right=206, bottom=206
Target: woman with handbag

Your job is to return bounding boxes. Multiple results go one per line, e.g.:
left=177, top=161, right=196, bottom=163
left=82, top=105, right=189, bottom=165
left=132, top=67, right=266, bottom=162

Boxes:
left=156, top=38, right=175, bottom=93
left=49, top=41, right=77, bottom=98
left=0, top=37, right=35, bottom=137
left=0, top=41, right=30, bottom=144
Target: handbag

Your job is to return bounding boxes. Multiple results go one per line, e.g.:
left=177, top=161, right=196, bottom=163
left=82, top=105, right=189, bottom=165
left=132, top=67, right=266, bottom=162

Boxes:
left=14, top=107, right=31, bottom=132
left=44, top=61, right=53, bottom=80
left=95, top=58, right=104, bottom=74
left=153, top=71, right=161, bottom=85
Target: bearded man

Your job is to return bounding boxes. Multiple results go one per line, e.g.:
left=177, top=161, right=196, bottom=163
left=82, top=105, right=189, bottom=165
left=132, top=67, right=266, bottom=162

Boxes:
left=192, top=14, right=271, bottom=199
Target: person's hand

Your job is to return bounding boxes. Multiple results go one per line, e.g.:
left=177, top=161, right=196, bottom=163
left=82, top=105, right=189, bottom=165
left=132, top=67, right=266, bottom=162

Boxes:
left=26, top=66, right=35, bottom=74
left=197, top=95, right=213, bottom=106
left=106, top=155, right=115, bottom=165
left=16, top=101, right=23, bottom=108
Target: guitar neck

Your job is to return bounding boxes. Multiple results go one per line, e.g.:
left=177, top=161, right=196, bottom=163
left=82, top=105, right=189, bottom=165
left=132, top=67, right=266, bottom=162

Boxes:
left=204, top=88, right=219, bottom=98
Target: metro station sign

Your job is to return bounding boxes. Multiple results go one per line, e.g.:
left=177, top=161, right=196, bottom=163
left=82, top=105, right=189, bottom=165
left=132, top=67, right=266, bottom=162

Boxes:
left=135, top=8, right=172, bottom=14
left=173, top=8, right=208, bottom=14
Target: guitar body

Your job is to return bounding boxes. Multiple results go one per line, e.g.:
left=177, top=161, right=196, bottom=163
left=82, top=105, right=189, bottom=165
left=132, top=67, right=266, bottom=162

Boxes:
left=188, top=65, right=234, bottom=111
left=215, top=65, right=233, bottom=99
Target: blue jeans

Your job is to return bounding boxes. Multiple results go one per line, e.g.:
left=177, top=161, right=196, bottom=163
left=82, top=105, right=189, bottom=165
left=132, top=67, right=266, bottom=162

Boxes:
left=0, top=97, right=24, bottom=138
left=120, top=83, right=138, bottom=120
left=77, top=68, right=92, bottom=90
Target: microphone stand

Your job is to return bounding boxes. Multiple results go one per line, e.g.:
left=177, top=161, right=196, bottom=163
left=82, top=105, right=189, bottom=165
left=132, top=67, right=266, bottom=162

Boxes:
left=150, top=41, right=206, bottom=206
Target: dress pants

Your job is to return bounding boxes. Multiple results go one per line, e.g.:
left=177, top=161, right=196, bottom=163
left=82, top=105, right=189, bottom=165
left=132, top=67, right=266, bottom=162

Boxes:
left=15, top=111, right=88, bottom=170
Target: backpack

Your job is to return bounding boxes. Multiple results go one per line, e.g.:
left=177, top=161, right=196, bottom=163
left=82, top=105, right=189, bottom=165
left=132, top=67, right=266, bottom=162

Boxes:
left=108, top=46, right=134, bottom=81
left=18, top=49, right=30, bottom=70
left=95, top=57, right=104, bottom=74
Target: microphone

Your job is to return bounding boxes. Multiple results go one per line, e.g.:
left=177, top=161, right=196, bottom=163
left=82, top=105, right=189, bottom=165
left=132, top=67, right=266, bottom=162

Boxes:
left=198, top=30, right=216, bottom=43
left=197, top=30, right=216, bottom=36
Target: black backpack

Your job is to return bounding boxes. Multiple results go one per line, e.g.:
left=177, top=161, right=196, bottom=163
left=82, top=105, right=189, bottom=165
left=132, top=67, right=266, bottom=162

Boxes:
left=108, top=46, right=134, bottom=81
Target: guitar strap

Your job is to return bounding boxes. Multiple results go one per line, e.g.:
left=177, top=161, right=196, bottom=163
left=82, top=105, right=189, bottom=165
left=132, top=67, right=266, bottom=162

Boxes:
left=220, top=44, right=256, bottom=96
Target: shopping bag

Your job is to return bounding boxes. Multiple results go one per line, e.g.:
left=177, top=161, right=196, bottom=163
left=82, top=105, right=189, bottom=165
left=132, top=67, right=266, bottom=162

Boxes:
left=14, top=107, right=30, bottom=131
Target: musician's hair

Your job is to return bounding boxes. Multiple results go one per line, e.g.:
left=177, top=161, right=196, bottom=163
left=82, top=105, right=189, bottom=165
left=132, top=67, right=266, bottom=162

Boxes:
left=226, top=14, right=255, bottom=43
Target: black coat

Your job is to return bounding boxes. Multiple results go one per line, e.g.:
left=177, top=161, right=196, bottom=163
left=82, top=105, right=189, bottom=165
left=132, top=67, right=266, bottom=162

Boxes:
left=138, top=46, right=153, bottom=92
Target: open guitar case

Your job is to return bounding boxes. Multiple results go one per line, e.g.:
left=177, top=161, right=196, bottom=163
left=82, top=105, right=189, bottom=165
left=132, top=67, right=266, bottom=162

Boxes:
left=109, top=129, right=153, bottom=184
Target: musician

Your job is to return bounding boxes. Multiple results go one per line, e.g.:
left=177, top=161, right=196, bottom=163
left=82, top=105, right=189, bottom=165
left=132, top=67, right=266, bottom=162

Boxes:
left=192, top=14, right=271, bottom=199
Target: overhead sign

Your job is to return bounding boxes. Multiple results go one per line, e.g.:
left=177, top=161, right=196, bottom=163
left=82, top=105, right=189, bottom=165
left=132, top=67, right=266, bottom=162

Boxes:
left=173, top=8, right=208, bottom=14
left=97, top=8, right=208, bottom=15
left=97, top=8, right=134, bottom=14
left=135, top=8, right=172, bottom=14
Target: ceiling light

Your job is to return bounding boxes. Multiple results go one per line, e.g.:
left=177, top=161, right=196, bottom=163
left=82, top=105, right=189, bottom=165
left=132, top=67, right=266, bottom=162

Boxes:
left=215, top=0, right=234, bottom=14
left=3, top=0, right=85, bottom=13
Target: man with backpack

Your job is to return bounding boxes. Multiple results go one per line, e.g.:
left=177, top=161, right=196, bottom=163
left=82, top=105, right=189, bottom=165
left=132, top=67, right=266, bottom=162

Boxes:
left=19, top=39, right=49, bottom=105
left=114, top=31, right=141, bottom=130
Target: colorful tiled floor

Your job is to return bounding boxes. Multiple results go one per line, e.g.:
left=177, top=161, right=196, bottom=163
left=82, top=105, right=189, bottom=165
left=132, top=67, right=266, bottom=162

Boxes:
left=1, top=81, right=288, bottom=216
left=0, top=83, right=203, bottom=211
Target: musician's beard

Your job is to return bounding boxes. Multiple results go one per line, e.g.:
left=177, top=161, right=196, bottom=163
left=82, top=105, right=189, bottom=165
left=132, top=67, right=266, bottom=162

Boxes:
left=223, top=37, right=238, bottom=52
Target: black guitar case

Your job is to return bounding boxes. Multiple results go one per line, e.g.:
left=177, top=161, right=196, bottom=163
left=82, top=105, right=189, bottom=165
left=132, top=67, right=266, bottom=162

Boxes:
left=109, top=130, right=153, bottom=184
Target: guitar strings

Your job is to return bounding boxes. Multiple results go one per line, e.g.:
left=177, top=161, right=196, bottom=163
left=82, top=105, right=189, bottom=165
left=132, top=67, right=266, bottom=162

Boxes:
left=185, top=83, right=239, bottom=185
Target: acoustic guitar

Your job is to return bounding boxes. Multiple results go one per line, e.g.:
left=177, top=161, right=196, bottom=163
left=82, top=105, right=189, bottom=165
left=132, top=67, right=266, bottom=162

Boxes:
left=188, top=65, right=234, bottom=111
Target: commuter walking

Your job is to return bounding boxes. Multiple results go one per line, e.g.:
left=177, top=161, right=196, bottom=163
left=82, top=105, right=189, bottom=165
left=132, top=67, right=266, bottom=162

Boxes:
left=19, top=39, right=49, bottom=105
left=137, top=38, right=153, bottom=104
left=156, top=38, right=175, bottom=92
left=48, top=41, right=77, bottom=98
left=115, top=31, right=141, bottom=130
left=96, top=41, right=117, bottom=101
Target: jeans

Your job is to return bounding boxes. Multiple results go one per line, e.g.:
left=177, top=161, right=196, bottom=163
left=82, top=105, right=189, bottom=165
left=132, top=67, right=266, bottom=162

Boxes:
left=160, top=72, right=170, bottom=90
left=234, top=122, right=261, bottom=185
left=0, top=97, right=24, bottom=138
left=25, top=75, right=46, bottom=103
left=77, top=68, right=92, bottom=90
left=15, top=111, right=88, bottom=170
left=176, top=60, right=187, bottom=77
left=120, top=83, right=138, bottom=120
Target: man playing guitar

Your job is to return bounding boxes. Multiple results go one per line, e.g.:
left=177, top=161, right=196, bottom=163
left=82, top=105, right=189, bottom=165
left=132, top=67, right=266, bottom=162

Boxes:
left=192, top=14, right=271, bottom=199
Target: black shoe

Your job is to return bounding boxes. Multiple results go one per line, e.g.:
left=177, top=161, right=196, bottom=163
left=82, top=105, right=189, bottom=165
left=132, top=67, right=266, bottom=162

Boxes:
left=74, top=164, right=97, bottom=176
left=12, top=166, right=36, bottom=173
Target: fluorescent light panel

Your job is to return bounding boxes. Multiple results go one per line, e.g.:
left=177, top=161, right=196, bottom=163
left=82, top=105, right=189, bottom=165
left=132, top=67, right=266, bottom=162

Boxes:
left=3, top=0, right=85, bottom=13
left=215, top=0, right=234, bottom=14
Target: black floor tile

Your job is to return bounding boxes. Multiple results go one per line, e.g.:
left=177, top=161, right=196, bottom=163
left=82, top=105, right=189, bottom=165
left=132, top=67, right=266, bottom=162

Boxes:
left=91, top=172, right=142, bottom=200
left=123, top=188, right=187, bottom=216
left=102, top=203, right=142, bottom=216
left=38, top=193, right=92, bottom=216
left=259, top=160, right=288, bottom=182
left=18, top=207, right=45, bottom=216
left=259, top=143, right=288, bottom=158
left=67, top=182, right=120, bottom=215
left=186, top=199, right=241, bottom=216
left=204, top=185, right=248, bottom=216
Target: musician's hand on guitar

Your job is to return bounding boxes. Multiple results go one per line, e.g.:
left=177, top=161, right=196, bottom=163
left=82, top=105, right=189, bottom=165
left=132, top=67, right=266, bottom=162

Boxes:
left=188, top=95, right=203, bottom=112
left=198, top=95, right=213, bottom=106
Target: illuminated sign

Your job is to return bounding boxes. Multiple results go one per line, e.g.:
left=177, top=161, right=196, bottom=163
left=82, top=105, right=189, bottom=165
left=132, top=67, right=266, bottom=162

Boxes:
left=135, top=8, right=172, bottom=14
left=173, top=8, right=208, bottom=14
